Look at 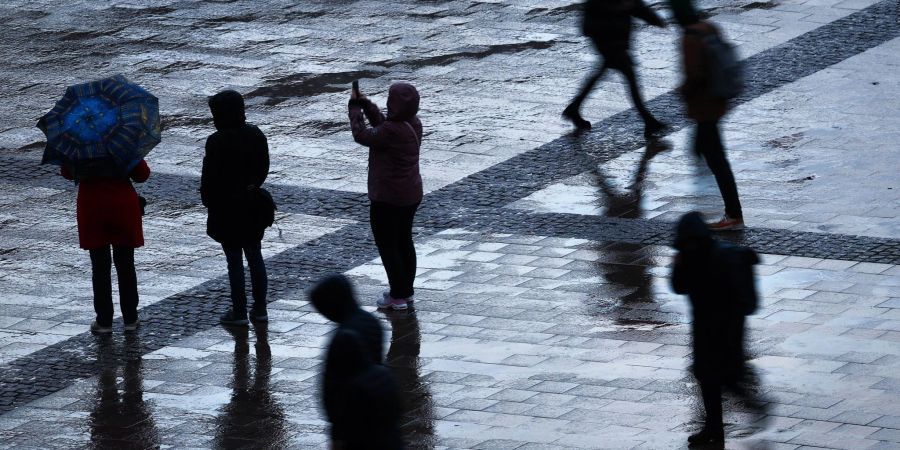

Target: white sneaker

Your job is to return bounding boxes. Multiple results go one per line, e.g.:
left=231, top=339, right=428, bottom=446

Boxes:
left=377, top=292, right=408, bottom=310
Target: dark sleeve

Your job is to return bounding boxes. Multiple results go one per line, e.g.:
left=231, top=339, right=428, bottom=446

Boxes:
left=200, top=136, right=218, bottom=208
left=253, top=130, right=269, bottom=188
left=60, top=166, right=74, bottom=181
left=632, top=0, right=664, bottom=27
left=681, top=30, right=708, bottom=97
left=349, top=99, right=390, bottom=148
left=671, top=254, right=690, bottom=294
left=129, top=159, right=150, bottom=183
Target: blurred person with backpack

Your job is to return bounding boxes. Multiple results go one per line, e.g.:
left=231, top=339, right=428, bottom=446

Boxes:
left=671, top=212, right=767, bottom=446
left=201, top=90, right=272, bottom=326
left=671, top=0, right=746, bottom=231
left=563, top=0, right=669, bottom=138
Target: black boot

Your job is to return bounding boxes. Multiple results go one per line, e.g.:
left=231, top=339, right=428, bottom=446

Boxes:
left=644, top=119, right=669, bottom=138
left=688, top=427, right=724, bottom=446
left=563, top=104, right=591, bottom=130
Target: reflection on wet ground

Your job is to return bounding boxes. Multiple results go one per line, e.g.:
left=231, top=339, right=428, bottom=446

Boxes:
left=90, top=335, right=159, bottom=449
left=214, top=324, right=286, bottom=449
left=383, top=309, right=435, bottom=450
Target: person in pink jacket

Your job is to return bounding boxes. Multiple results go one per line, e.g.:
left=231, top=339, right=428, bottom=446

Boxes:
left=348, top=82, right=423, bottom=310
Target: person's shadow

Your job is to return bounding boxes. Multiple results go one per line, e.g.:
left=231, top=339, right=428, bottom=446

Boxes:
left=89, top=334, right=159, bottom=449
left=214, top=323, right=287, bottom=449
left=383, top=308, right=435, bottom=450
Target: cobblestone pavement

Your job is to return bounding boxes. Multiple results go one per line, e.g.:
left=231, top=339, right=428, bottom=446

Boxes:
left=0, top=0, right=899, bottom=448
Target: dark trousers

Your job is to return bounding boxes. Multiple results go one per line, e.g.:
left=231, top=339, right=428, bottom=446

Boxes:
left=568, top=38, right=657, bottom=125
left=370, top=201, right=419, bottom=299
left=696, top=315, right=758, bottom=430
left=695, top=121, right=743, bottom=219
left=222, top=241, right=267, bottom=314
left=89, top=245, right=139, bottom=327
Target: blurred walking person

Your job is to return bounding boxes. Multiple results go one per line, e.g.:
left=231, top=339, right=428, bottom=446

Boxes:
left=349, top=82, right=423, bottom=310
left=201, top=90, right=271, bottom=326
left=325, top=329, right=404, bottom=450
left=671, top=212, right=767, bottom=446
left=61, top=159, right=150, bottom=334
left=563, top=0, right=668, bottom=137
left=309, top=275, right=402, bottom=449
left=671, top=0, right=745, bottom=230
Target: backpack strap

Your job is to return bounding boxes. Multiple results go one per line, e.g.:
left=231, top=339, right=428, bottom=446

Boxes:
left=402, top=121, right=421, bottom=147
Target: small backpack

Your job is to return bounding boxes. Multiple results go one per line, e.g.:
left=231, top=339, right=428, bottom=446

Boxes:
left=717, top=243, right=760, bottom=315
left=701, top=30, right=744, bottom=99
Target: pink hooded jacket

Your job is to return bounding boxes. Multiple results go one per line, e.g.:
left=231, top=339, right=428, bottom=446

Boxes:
left=349, top=82, right=423, bottom=206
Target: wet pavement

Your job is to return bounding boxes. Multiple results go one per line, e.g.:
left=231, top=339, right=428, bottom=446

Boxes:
left=1, top=0, right=899, bottom=448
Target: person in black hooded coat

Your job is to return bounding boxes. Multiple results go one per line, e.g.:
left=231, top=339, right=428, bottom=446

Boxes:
left=201, top=90, right=270, bottom=326
left=671, top=211, right=766, bottom=446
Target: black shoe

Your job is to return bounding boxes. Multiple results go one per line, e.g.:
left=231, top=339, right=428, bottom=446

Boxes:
left=220, top=309, right=249, bottom=326
left=688, top=427, right=725, bottom=446
left=644, top=120, right=669, bottom=138
left=250, top=307, right=268, bottom=322
left=563, top=105, right=591, bottom=130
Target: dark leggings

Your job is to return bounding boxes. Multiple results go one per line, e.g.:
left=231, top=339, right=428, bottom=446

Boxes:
left=695, top=121, right=743, bottom=219
left=568, top=39, right=656, bottom=125
left=222, top=241, right=267, bottom=313
left=370, top=201, right=419, bottom=299
left=89, top=245, right=139, bottom=327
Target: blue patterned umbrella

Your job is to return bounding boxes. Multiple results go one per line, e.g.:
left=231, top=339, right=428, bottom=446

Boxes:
left=38, top=75, right=160, bottom=174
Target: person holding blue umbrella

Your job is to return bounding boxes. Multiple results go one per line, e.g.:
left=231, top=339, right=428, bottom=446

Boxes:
left=38, top=75, right=160, bottom=334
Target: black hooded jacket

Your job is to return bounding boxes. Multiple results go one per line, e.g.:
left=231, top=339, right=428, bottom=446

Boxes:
left=200, top=90, right=270, bottom=244
left=327, top=330, right=403, bottom=449
left=671, top=212, right=757, bottom=381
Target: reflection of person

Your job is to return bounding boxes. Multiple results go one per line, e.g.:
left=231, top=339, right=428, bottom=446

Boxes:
left=327, top=329, right=404, bottom=450
left=62, top=157, right=149, bottom=334
left=348, top=83, right=423, bottom=310
left=89, top=335, right=158, bottom=447
left=201, top=90, right=271, bottom=326
left=214, top=323, right=286, bottom=449
left=564, top=0, right=668, bottom=137
left=670, top=0, right=744, bottom=231
left=671, top=212, right=765, bottom=446
left=385, top=310, right=435, bottom=448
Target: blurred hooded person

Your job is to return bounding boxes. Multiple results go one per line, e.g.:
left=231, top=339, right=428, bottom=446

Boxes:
left=563, top=0, right=668, bottom=137
left=670, top=0, right=745, bottom=231
left=201, top=90, right=271, bottom=326
left=326, top=329, right=404, bottom=450
left=671, top=212, right=765, bottom=446
left=348, top=82, right=423, bottom=310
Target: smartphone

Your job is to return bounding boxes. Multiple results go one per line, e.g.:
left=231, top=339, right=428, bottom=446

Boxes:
left=352, top=80, right=360, bottom=97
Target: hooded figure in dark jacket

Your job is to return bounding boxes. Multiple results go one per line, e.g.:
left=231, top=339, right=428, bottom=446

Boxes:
left=201, top=90, right=271, bottom=326
left=309, top=275, right=396, bottom=448
left=349, top=83, right=423, bottom=310
left=563, top=0, right=668, bottom=136
left=671, top=212, right=766, bottom=446
left=326, top=329, right=404, bottom=450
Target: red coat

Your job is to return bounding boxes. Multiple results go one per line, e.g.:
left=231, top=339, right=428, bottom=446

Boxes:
left=61, top=160, right=150, bottom=250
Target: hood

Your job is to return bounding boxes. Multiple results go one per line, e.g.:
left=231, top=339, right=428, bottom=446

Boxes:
left=673, top=211, right=712, bottom=252
left=208, top=90, right=246, bottom=130
left=386, top=82, right=420, bottom=121
left=309, top=274, right=359, bottom=323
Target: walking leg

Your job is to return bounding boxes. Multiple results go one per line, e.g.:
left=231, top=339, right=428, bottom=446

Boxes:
left=112, top=245, right=139, bottom=325
left=89, top=245, right=114, bottom=327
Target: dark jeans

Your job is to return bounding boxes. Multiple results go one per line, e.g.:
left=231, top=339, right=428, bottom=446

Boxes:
left=89, top=245, right=139, bottom=327
left=370, top=201, right=419, bottom=299
left=568, top=38, right=656, bottom=125
left=695, top=120, right=743, bottom=219
left=696, top=315, right=758, bottom=430
left=222, top=241, right=267, bottom=315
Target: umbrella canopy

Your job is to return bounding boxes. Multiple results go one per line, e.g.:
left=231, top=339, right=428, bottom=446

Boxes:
left=38, top=75, right=160, bottom=175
